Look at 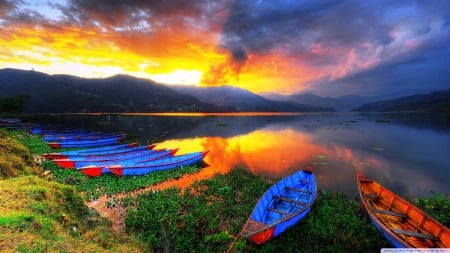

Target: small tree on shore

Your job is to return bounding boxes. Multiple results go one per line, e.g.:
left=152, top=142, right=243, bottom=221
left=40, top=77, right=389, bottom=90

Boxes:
left=0, top=94, right=29, bottom=114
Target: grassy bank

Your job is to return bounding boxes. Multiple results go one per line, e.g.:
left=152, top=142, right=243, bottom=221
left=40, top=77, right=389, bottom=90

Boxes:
left=7, top=129, right=203, bottom=201
left=2, top=128, right=449, bottom=252
left=0, top=129, right=146, bottom=252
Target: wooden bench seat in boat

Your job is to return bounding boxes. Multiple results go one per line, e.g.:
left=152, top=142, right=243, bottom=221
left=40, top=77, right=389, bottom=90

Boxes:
left=274, top=195, right=307, bottom=206
left=373, top=209, right=408, bottom=219
left=285, top=187, right=311, bottom=194
left=267, top=207, right=289, bottom=215
left=391, top=228, right=438, bottom=241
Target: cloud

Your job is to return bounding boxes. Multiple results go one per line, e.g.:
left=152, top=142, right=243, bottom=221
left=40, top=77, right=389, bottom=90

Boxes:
left=61, top=0, right=229, bottom=32
left=217, top=0, right=450, bottom=96
left=312, top=42, right=450, bottom=97
left=0, top=0, right=17, bottom=17
left=2, top=0, right=450, bottom=96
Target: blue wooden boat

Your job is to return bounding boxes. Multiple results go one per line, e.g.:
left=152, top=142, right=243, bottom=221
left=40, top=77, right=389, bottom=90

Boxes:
left=47, top=135, right=126, bottom=149
left=106, top=150, right=209, bottom=176
left=42, top=143, right=140, bottom=160
left=42, top=132, right=121, bottom=141
left=53, top=146, right=160, bottom=168
left=241, top=169, right=317, bottom=245
left=0, top=118, right=21, bottom=124
left=45, top=133, right=125, bottom=142
left=357, top=173, right=450, bottom=248
left=78, top=149, right=177, bottom=176
left=32, top=128, right=89, bottom=135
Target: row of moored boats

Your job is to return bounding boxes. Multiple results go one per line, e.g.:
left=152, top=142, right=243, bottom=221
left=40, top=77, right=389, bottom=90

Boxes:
left=2, top=118, right=448, bottom=248
left=25, top=124, right=209, bottom=177
left=239, top=169, right=449, bottom=249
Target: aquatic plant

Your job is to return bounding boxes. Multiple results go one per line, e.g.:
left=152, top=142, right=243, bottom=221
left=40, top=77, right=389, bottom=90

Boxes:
left=123, top=169, right=391, bottom=252
left=415, top=192, right=450, bottom=227
left=40, top=160, right=201, bottom=201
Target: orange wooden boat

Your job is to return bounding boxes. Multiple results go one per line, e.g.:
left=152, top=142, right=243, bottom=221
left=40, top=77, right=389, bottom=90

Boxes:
left=357, top=173, right=450, bottom=248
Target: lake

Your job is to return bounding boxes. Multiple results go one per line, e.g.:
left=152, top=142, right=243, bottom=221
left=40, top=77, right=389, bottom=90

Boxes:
left=33, top=112, right=450, bottom=199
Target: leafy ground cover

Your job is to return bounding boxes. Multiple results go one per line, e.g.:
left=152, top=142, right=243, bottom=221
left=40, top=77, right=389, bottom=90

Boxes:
left=124, top=168, right=392, bottom=252
left=3, top=127, right=449, bottom=252
left=7, top=129, right=203, bottom=201
left=0, top=128, right=145, bottom=252
left=0, top=129, right=41, bottom=178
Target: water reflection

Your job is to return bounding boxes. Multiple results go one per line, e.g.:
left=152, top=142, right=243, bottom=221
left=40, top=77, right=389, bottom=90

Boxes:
left=34, top=113, right=450, bottom=198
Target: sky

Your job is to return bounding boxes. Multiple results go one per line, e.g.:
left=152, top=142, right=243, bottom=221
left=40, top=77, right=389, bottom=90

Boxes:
left=1, top=0, right=450, bottom=97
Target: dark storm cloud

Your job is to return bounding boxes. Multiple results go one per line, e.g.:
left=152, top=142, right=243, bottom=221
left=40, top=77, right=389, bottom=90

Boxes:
left=221, top=0, right=450, bottom=96
left=220, top=0, right=391, bottom=61
left=221, top=0, right=450, bottom=56
left=306, top=41, right=450, bottom=98
left=0, top=0, right=16, bottom=16
left=221, top=0, right=341, bottom=59
left=62, top=0, right=229, bottom=31
left=0, top=0, right=43, bottom=24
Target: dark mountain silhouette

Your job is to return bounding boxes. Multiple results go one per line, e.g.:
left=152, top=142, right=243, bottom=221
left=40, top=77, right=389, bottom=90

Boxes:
left=0, top=68, right=226, bottom=113
left=4, top=68, right=446, bottom=114
left=169, top=85, right=334, bottom=112
left=259, top=92, right=380, bottom=111
left=353, top=89, right=450, bottom=112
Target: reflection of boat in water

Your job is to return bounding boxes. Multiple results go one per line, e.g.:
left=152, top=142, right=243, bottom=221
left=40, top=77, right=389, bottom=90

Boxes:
left=357, top=173, right=450, bottom=248
left=241, top=169, right=317, bottom=245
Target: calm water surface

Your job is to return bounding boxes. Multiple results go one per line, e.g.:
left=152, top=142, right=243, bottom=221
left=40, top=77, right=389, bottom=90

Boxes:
left=35, top=112, right=450, bottom=199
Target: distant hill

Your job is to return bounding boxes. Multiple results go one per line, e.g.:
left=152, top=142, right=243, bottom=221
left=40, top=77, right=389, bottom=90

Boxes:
left=353, top=89, right=450, bottom=112
left=259, top=92, right=378, bottom=111
left=0, top=69, right=225, bottom=113
left=170, top=85, right=334, bottom=112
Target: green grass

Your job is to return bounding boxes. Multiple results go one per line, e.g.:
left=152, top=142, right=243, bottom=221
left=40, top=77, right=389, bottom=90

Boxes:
left=1, top=128, right=146, bottom=252
left=414, top=192, right=450, bottom=227
left=123, top=169, right=390, bottom=252
left=7, top=129, right=203, bottom=201
left=0, top=129, right=42, bottom=178
left=39, top=159, right=202, bottom=201
left=3, top=127, right=449, bottom=252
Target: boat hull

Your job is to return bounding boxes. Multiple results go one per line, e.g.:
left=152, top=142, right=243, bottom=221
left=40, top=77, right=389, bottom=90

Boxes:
left=106, top=151, right=209, bottom=176
left=47, top=136, right=125, bottom=149
left=78, top=149, right=177, bottom=176
left=52, top=145, right=157, bottom=168
left=42, top=143, right=139, bottom=160
left=241, top=169, right=317, bottom=245
left=357, top=173, right=450, bottom=248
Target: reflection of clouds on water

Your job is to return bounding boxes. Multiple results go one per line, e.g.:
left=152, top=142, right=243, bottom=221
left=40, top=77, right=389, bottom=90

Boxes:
left=34, top=113, right=450, bottom=198
left=201, top=137, right=245, bottom=174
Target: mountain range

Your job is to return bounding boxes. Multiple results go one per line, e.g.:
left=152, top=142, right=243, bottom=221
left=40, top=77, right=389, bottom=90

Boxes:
left=352, top=89, right=450, bottom=112
left=0, top=68, right=449, bottom=113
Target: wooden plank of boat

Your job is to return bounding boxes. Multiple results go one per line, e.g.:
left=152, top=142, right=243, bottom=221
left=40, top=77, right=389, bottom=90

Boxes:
left=357, top=173, right=450, bottom=248
left=241, top=168, right=317, bottom=245
left=106, top=151, right=209, bottom=176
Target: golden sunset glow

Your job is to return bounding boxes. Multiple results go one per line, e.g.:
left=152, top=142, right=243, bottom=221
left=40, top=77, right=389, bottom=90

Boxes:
left=1, top=0, right=449, bottom=97
left=149, top=128, right=329, bottom=191
left=0, top=1, right=350, bottom=95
